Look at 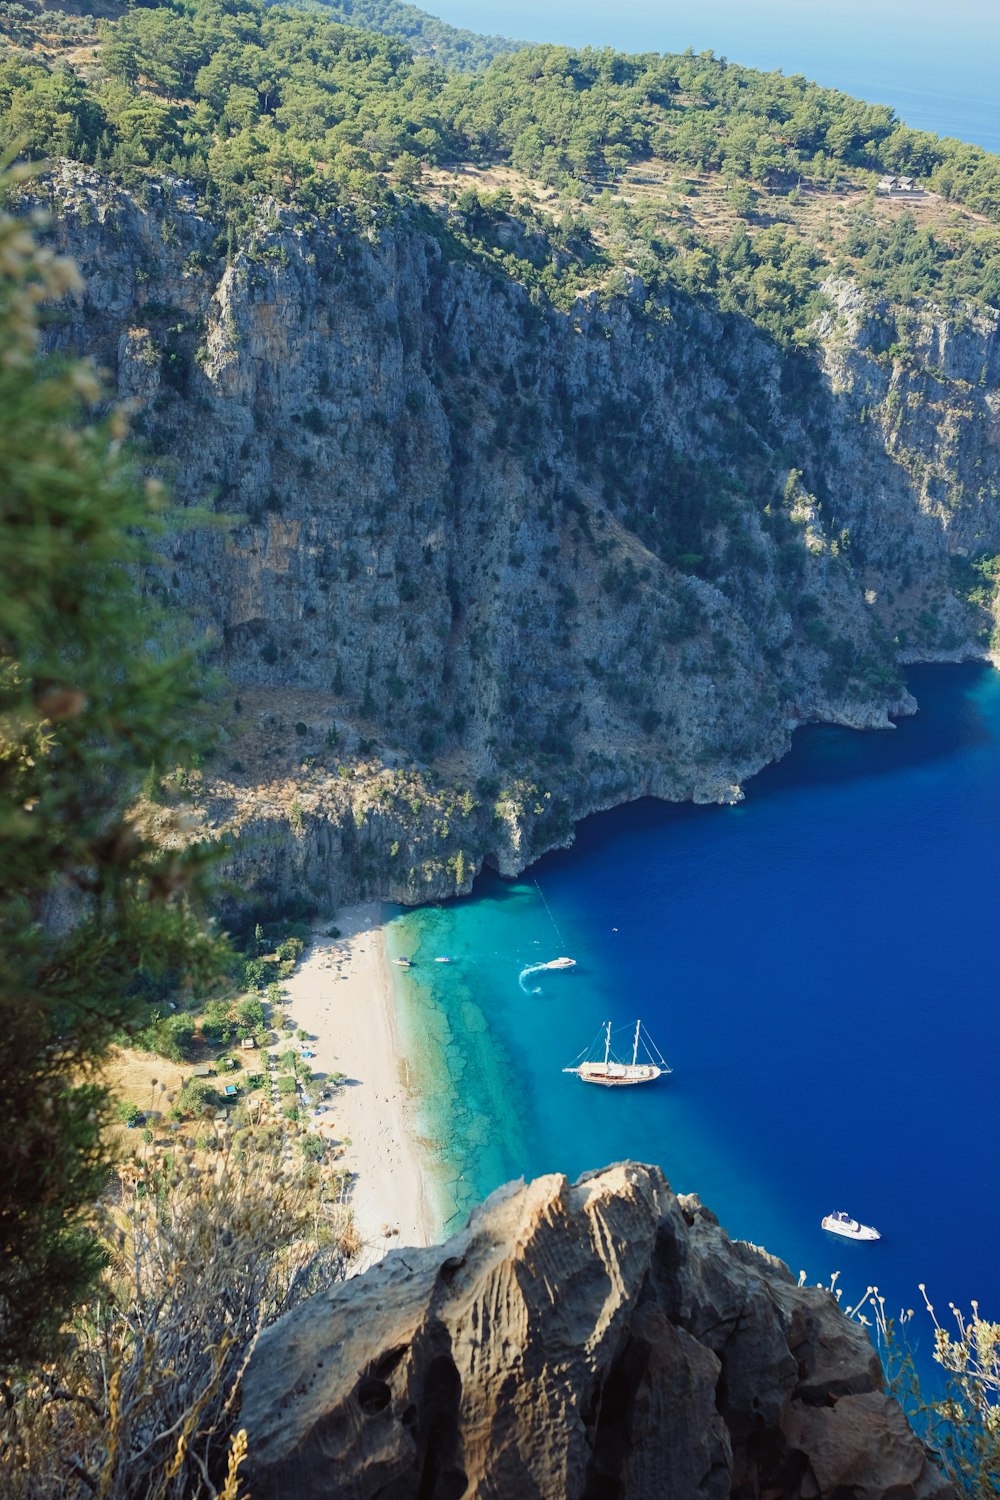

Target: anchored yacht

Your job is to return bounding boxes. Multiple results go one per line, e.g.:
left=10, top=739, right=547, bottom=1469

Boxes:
left=821, top=1211, right=881, bottom=1241
left=563, top=1019, right=670, bottom=1087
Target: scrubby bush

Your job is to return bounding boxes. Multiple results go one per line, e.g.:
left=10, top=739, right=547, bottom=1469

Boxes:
left=0, top=1150, right=355, bottom=1497
left=174, top=1077, right=218, bottom=1118
left=841, top=1281, right=999, bottom=1497
left=135, top=1012, right=197, bottom=1062
left=275, top=936, right=306, bottom=964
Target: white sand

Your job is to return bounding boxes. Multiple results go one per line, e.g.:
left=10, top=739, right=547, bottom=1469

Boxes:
left=278, top=902, right=439, bottom=1269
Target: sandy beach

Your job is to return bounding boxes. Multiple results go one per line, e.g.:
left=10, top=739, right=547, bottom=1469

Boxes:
left=279, top=902, right=440, bottom=1269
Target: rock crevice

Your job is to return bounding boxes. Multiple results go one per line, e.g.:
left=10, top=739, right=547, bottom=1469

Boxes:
left=241, top=1164, right=951, bottom=1499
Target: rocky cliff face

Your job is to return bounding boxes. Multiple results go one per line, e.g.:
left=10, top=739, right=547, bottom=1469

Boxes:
left=34, top=164, right=1000, bottom=909
left=240, top=1163, right=951, bottom=1500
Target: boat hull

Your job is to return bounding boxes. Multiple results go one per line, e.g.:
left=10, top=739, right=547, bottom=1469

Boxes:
left=821, top=1215, right=881, bottom=1241
left=573, top=1064, right=663, bottom=1086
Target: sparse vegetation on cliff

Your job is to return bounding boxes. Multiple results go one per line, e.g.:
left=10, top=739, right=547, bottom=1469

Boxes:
left=2, top=0, right=1000, bottom=342
left=846, top=1280, right=1000, bottom=1498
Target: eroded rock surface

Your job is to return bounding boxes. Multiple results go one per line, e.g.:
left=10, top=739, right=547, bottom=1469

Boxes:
left=241, top=1163, right=951, bottom=1499
left=32, top=167, right=1000, bottom=911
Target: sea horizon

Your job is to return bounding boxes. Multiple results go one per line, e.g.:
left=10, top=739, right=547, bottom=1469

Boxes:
left=429, top=0, right=1000, bottom=155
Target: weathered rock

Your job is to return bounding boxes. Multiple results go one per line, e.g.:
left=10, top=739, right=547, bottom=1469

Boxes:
left=240, top=1164, right=952, bottom=1499
left=30, top=166, right=1000, bottom=910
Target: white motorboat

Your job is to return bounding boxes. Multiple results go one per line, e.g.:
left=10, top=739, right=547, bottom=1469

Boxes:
left=821, top=1211, right=881, bottom=1241
left=519, top=956, right=577, bottom=992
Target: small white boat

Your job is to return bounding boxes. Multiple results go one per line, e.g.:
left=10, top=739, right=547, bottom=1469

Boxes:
left=821, top=1211, right=881, bottom=1242
left=434, top=956, right=452, bottom=963
left=395, top=956, right=413, bottom=968
left=544, top=956, right=575, bottom=970
left=563, top=1019, right=671, bottom=1087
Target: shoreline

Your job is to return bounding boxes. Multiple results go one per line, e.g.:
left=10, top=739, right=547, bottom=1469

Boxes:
left=279, top=902, right=444, bottom=1269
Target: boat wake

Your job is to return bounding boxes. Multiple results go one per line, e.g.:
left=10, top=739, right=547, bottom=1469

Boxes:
left=518, top=957, right=576, bottom=993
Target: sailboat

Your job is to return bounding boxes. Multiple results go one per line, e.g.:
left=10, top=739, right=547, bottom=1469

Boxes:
left=563, top=1020, right=671, bottom=1087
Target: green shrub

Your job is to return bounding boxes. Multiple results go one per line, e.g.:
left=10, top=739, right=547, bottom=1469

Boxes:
left=135, top=1013, right=196, bottom=1063
left=236, top=996, right=265, bottom=1029
left=275, top=936, right=305, bottom=965
left=175, top=1077, right=218, bottom=1118
left=200, top=997, right=235, bottom=1044
left=243, top=958, right=269, bottom=990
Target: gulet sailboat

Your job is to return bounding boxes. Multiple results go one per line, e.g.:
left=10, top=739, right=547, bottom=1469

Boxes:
left=563, top=1020, right=671, bottom=1087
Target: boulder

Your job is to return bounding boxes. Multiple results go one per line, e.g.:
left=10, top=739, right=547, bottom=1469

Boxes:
left=241, top=1163, right=952, bottom=1500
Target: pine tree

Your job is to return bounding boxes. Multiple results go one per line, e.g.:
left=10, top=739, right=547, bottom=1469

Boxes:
left=0, top=183, right=226, bottom=1372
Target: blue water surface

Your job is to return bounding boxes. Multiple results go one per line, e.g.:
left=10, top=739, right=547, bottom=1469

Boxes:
left=389, top=663, right=1000, bottom=1352
left=430, top=0, right=1000, bottom=153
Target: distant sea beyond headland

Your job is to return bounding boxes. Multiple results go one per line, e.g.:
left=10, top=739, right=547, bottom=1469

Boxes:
left=430, top=0, right=1000, bottom=154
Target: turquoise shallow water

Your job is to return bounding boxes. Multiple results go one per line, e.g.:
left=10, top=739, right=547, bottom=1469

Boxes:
left=387, top=663, right=1000, bottom=1355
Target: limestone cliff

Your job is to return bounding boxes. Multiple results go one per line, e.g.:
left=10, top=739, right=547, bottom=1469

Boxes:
left=240, top=1163, right=952, bottom=1499
left=33, top=164, right=1000, bottom=908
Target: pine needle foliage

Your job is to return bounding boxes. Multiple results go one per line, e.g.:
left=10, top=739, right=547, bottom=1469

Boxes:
left=0, top=181, right=227, bottom=1373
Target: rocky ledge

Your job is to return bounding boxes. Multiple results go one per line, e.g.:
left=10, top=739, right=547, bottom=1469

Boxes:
left=240, top=1163, right=951, bottom=1499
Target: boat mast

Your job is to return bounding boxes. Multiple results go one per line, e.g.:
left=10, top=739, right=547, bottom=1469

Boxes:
left=603, top=1021, right=611, bottom=1068
left=632, top=1019, right=640, bottom=1066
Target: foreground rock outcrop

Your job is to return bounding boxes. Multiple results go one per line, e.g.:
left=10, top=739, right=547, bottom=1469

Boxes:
left=241, top=1164, right=951, bottom=1499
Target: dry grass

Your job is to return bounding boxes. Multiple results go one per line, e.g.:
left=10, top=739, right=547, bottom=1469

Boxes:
left=101, top=1047, right=187, bottom=1125
left=821, top=1277, right=1000, bottom=1496
left=424, top=154, right=992, bottom=267
left=0, top=1141, right=356, bottom=1499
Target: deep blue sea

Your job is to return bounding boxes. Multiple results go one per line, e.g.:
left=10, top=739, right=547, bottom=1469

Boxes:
left=380, top=0, right=1000, bottom=1366
left=431, top=0, right=1000, bottom=154
left=388, top=663, right=1000, bottom=1354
